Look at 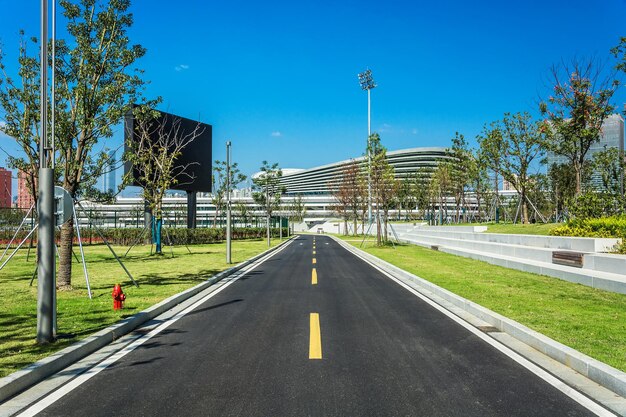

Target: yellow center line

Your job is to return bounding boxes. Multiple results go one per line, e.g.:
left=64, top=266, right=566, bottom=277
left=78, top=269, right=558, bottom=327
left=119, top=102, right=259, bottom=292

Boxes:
left=309, top=313, right=322, bottom=359
left=312, top=268, right=317, bottom=285
left=312, top=258, right=316, bottom=264
left=313, top=250, right=316, bottom=255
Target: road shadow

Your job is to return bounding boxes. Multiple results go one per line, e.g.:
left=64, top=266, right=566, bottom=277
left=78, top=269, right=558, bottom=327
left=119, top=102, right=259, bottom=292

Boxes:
left=187, top=299, right=243, bottom=317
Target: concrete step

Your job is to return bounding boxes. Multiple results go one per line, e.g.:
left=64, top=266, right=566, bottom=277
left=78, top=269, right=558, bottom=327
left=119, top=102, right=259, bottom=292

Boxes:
left=402, top=228, right=619, bottom=252
left=395, top=232, right=575, bottom=265
left=584, top=253, right=626, bottom=276
left=398, top=236, right=626, bottom=294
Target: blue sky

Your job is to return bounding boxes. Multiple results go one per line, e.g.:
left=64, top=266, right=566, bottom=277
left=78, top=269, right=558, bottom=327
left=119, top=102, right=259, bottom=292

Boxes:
left=1, top=0, right=626, bottom=193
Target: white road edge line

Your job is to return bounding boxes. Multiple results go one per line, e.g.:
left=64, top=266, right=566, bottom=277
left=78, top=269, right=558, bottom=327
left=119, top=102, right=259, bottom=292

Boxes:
left=345, top=245, right=617, bottom=417
left=17, top=239, right=295, bottom=417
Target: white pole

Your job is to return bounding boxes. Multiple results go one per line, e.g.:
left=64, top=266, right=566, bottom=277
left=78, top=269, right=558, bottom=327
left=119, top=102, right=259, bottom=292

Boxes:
left=367, top=88, right=372, bottom=225
left=226, top=141, right=232, bottom=264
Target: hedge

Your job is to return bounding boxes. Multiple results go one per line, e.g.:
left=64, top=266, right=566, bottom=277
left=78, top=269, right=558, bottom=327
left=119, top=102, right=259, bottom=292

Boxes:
left=550, top=216, right=626, bottom=253
left=0, top=227, right=289, bottom=247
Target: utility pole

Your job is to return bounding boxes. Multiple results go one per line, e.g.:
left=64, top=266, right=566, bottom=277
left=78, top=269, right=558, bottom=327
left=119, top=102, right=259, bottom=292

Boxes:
left=226, top=141, right=232, bottom=264
left=358, top=69, right=376, bottom=226
left=37, top=0, right=56, bottom=344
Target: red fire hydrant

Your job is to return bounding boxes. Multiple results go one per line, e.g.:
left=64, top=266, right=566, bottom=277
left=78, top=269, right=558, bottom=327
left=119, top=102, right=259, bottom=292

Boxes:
left=112, top=284, right=126, bottom=310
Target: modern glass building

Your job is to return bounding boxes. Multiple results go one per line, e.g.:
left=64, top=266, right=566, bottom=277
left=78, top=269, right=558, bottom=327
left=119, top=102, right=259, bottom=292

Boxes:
left=545, top=113, right=625, bottom=187
left=103, top=150, right=117, bottom=193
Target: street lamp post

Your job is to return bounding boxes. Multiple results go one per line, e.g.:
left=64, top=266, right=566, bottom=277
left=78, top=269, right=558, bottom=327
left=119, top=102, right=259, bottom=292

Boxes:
left=358, top=69, right=376, bottom=226
left=226, top=141, right=232, bottom=264
left=37, top=0, right=56, bottom=344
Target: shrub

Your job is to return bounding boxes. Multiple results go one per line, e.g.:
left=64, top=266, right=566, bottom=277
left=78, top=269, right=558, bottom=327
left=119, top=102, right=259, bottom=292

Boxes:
left=0, top=227, right=289, bottom=247
left=550, top=216, right=626, bottom=253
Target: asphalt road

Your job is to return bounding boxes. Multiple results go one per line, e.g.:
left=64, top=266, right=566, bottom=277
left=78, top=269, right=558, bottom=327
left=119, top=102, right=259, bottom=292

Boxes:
left=29, top=235, right=602, bottom=416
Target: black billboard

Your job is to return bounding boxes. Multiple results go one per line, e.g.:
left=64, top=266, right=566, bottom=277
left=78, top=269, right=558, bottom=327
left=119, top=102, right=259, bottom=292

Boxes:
left=124, top=108, right=212, bottom=193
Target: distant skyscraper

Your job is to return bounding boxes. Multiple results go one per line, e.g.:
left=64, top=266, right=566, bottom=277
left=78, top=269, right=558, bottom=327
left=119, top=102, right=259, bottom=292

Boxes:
left=0, top=168, right=12, bottom=208
left=546, top=113, right=625, bottom=187
left=103, top=150, right=116, bottom=193
left=17, top=169, right=35, bottom=209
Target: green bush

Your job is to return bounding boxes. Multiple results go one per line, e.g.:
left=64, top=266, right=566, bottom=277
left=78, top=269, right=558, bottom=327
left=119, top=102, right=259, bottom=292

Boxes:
left=550, top=216, right=626, bottom=253
left=0, top=227, right=289, bottom=247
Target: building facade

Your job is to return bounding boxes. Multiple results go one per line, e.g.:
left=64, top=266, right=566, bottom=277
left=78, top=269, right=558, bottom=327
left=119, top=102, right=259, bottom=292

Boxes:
left=0, top=168, right=11, bottom=208
left=545, top=113, right=625, bottom=188
left=17, top=170, right=35, bottom=210
left=103, top=150, right=117, bottom=193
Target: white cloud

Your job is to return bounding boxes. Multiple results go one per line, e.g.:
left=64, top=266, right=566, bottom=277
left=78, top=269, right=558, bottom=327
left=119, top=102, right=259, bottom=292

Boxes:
left=379, top=123, right=392, bottom=133
left=175, top=64, right=190, bottom=72
left=271, top=131, right=282, bottom=137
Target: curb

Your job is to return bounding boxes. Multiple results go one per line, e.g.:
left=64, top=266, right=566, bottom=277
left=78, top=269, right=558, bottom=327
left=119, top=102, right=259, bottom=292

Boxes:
left=0, top=237, right=294, bottom=404
left=332, top=236, right=626, bottom=399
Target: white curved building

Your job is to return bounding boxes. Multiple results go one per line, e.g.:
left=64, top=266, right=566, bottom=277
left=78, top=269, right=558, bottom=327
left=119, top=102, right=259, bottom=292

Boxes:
left=76, top=147, right=454, bottom=227
left=279, top=146, right=452, bottom=196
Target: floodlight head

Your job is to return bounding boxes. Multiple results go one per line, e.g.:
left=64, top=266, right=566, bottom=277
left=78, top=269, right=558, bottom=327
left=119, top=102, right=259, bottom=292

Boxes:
left=358, top=69, right=376, bottom=91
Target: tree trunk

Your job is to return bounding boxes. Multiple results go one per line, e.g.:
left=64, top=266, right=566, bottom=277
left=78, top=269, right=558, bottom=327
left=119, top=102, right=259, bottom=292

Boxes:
left=57, top=218, right=74, bottom=290
left=521, top=189, right=529, bottom=224
left=574, top=163, right=582, bottom=197
left=153, top=216, right=163, bottom=253
left=266, top=214, right=270, bottom=247
left=383, top=211, right=389, bottom=242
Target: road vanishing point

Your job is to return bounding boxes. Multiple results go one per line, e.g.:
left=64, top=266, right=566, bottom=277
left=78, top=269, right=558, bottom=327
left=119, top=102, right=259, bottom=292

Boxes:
left=7, top=235, right=616, bottom=417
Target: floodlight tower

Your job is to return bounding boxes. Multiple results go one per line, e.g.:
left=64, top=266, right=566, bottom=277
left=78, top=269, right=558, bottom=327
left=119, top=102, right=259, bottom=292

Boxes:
left=358, top=69, right=376, bottom=225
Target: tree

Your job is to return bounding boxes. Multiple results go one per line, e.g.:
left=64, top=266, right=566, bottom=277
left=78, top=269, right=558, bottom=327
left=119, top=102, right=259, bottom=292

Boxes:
left=498, top=112, right=545, bottom=224
left=467, top=152, right=490, bottom=222
left=0, top=35, right=42, bottom=212
left=430, top=163, right=452, bottom=224
left=235, top=201, right=250, bottom=226
left=252, top=161, right=285, bottom=247
left=211, top=159, right=246, bottom=227
left=590, top=146, right=624, bottom=194
left=478, top=121, right=505, bottom=221
left=540, top=58, right=619, bottom=197
left=0, top=0, right=151, bottom=289
left=448, top=132, right=472, bottom=223
left=124, top=108, right=204, bottom=254
left=331, top=161, right=364, bottom=235
left=397, top=175, right=416, bottom=221
left=612, top=37, right=626, bottom=86
left=412, top=167, right=431, bottom=220
left=330, top=175, right=350, bottom=235
left=287, top=193, right=306, bottom=233
left=546, top=162, right=578, bottom=220
left=367, top=133, right=396, bottom=244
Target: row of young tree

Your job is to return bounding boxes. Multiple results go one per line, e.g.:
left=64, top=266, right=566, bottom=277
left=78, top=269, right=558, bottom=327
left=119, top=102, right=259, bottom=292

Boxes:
left=332, top=45, right=626, bottom=240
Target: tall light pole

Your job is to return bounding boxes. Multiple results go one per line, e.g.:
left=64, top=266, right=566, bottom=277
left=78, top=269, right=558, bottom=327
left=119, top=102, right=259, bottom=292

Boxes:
left=226, top=141, right=232, bottom=264
left=358, top=69, right=376, bottom=225
left=38, top=0, right=56, bottom=344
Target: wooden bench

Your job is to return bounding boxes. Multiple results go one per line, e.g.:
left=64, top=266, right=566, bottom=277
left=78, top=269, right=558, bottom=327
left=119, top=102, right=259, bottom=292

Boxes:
left=552, top=251, right=584, bottom=268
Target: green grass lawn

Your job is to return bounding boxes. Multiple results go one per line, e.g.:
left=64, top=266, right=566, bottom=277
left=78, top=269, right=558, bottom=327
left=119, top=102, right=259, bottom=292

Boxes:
left=340, top=236, right=626, bottom=372
left=438, top=221, right=560, bottom=235
left=0, top=239, right=279, bottom=378
left=390, top=221, right=560, bottom=235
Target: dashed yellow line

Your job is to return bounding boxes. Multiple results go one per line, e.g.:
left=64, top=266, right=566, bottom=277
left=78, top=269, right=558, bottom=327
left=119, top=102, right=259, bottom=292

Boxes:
left=312, top=268, right=317, bottom=285
left=309, top=313, right=322, bottom=359
left=313, top=250, right=316, bottom=255
left=312, top=258, right=316, bottom=264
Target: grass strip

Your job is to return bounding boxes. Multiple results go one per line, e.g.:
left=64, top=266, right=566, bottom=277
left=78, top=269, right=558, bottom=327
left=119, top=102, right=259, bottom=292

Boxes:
left=340, top=236, right=626, bottom=372
left=438, top=222, right=560, bottom=235
left=0, top=239, right=279, bottom=378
